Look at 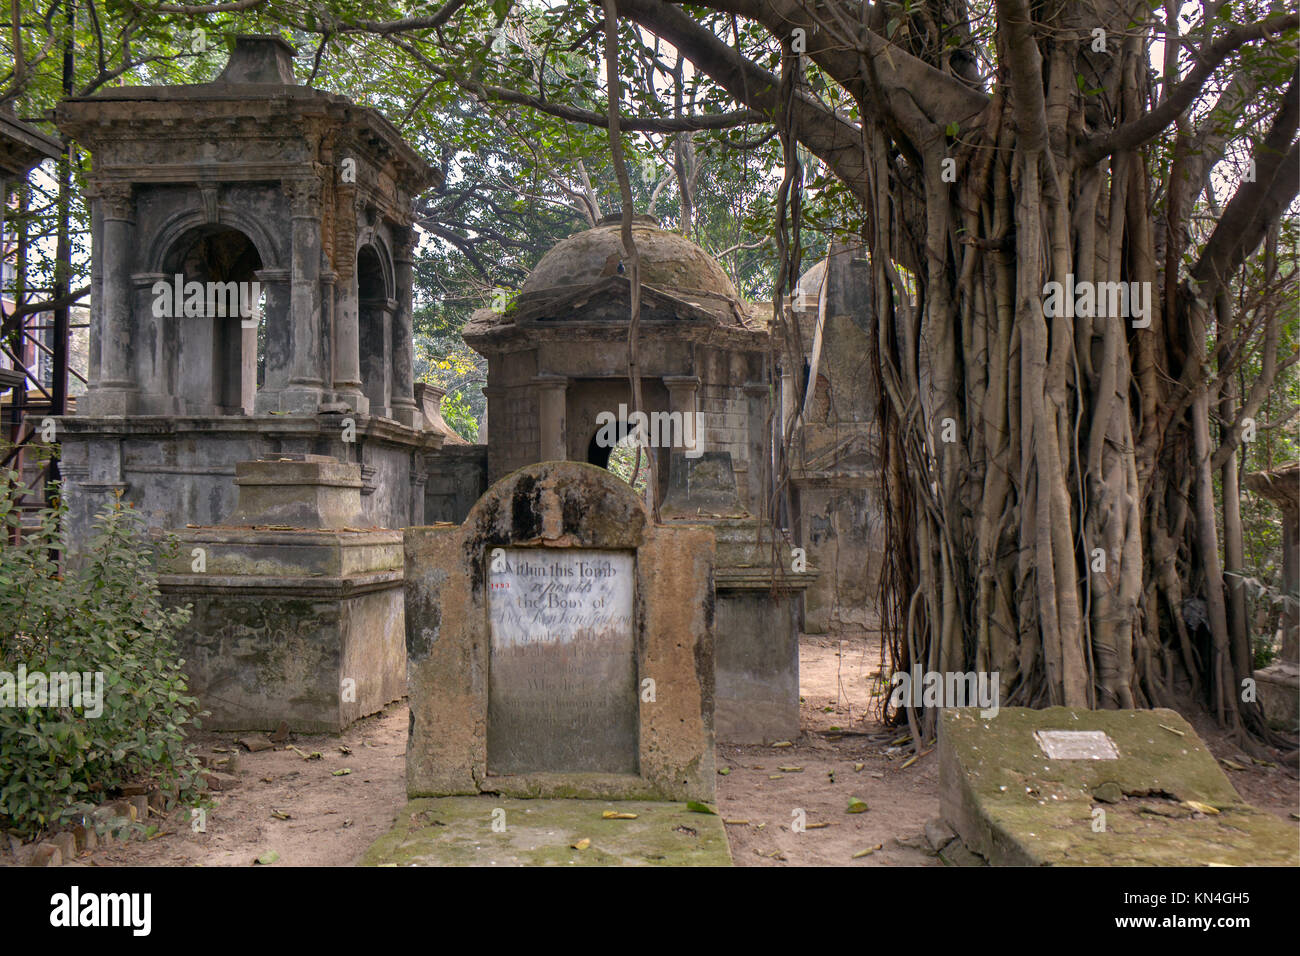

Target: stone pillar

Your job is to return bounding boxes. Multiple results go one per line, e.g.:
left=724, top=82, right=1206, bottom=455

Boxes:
left=84, top=180, right=137, bottom=415
left=254, top=266, right=290, bottom=399
left=745, top=380, right=770, bottom=516
left=130, top=272, right=175, bottom=414
left=360, top=297, right=394, bottom=419
left=280, top=175, right=326, bottom=414
left=535, top=375, right=568, bottom=461
left=663, top=375, right=700, bottom=456
left=389, top=226, right=421, bottom=429
left=332, top=256, right=368, bottom=414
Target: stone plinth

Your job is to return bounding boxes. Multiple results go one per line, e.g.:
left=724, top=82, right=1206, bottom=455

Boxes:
left=224, top=454, right=364, bottom=529
left=661, top=452, right=815, bottom=744
left=939, top=707, right=1300, bottom=866
left=156, top=454, right=405, bottom=732
left=404, top=461, right=716, bottom=802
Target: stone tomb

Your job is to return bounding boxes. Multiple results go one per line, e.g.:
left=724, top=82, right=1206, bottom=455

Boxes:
left=939, top=707, right=1299, bottom=866
left=405, top=461, right=717, bottom=801
left=157, top=454, right=405, bottom=733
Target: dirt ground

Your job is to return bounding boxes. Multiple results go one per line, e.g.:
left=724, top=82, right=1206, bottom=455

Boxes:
left=4, top=633, right=1295, bottom=867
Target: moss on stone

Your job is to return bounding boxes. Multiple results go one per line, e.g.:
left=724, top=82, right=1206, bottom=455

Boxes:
left=940, top=707, right=1299, bottom=866
left=360, top=797, right=732, bottom=867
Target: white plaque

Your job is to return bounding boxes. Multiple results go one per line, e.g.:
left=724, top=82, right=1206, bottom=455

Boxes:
left=1034, top=730, right=1120, bottom=760
left=487, top=548, right=637, bottom=774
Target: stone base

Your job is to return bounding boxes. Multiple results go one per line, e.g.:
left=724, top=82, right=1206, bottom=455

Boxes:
left=359, top=797, right=732, bottom=866
left=939, top=707, right=1299, bottom=866
left=680, top=515, right=815, bottom=745
left=1255, top=661, right=1299, bottom=730
left=157, top=527, right=406, bottom=733
left=55, top=414, right=437, bottom=544
left=714, top=589, right=801, bottom=744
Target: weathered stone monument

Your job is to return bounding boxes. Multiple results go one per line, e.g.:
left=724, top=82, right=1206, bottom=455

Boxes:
left=939, top=707, right=1299, bottom=865
left=52, top=35, right=488, bottom=543
left=661, top=451, right=814, bottom=743
left=463, top=214, right=771, bottom=511
left=404, top=461, right=716, bottom=801
left=157, top=453, right=405, bottom=732
left=1244, top=463, right=1299, bottom=728
left=785, top=244, right=885, bottom=633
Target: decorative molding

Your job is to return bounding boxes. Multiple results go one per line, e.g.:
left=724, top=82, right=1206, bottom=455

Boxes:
left=88, top=180, right=135, bottom=220
left=282, top=176, right=322, bottom=217
left=199, top=184, right=220, bottom=224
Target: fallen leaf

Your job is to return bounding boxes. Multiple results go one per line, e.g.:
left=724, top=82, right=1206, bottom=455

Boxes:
left=686, top=801, right=719, bottom=815
left=1220, top=758, right=1248, bottom=771
left=270, top=809, right=291, bottom=820
left=1182, top=800, right=1220, bottom=815
left=771, top=741, right=793, bottom=748
left=332, top=768, right=352, bottom=776
left=338, top=746, right=353, bottom=755
left=254, top=850, right=280, bottom=865
left=571, top=838, right=590, bottom=850
left=853, top=763, right=865, bottom=772
left=778, top=766, right=803, bottom=773
left=853, top=843, right=884, bottom=859
left=804, top=822, right=830, bottom=829
left=1158, top=724, right=1186, bottom=737
left=717, top=767, right=730, bottom=776
left=601, top=811, right=638, bottom=820
left=847, top=797, right=869, bottom=814
left=723, top=819, right=750, bottom=826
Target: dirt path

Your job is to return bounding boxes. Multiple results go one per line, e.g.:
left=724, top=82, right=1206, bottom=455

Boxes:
left=6, top=633, right=1293, bottom=866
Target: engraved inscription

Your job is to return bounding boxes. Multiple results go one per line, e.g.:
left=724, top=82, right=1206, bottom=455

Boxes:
left=1034, top=730, right=1120, bottom=760
left=487, top=549, right=637, bottom=774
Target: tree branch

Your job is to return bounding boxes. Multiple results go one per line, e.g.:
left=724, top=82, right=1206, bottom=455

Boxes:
left=1080, top=14, right=1299, bottom=165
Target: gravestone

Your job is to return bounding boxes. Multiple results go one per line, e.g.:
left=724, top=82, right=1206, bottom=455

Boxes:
left=939, top=707, right=1299, bottom=866
left=487, top=549, right=638, bottom=774
left=404, top=460, right=717, bottom=801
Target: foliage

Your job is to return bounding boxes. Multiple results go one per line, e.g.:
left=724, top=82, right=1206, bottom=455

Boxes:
left=0, top=475, right=205, bottom=838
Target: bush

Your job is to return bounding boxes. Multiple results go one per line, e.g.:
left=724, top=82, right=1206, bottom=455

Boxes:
left=0, top=473, right=205, bottom=838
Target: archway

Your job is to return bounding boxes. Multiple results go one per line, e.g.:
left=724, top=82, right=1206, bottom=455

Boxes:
left=357, top=244, right=391, bottom=418
left=161, top=225, right=263, bottom=414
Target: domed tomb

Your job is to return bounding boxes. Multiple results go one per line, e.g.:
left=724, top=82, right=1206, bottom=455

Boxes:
left=464, top=214, right=772, bottom=510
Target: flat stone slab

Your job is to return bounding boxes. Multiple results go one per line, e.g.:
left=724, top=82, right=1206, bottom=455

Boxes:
left=939, top=707, right=1299, bottom=866
left=360, top=797, right=732, bottom=867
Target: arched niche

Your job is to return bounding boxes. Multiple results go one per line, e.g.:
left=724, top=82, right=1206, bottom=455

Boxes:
left=357, top=241, right=394, bottom=418
left=158, top=224, right=264, bottom=414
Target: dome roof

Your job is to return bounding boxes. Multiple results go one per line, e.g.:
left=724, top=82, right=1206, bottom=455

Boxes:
left=792, top=258, right=827, bottom=312
left=521, top=214, right=740, bottom=300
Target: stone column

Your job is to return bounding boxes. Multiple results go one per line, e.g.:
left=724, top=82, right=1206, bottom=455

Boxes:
left=280, top=175, right=326, bottom=414
left=130, top=272, right=176, bottom=414
left=744, top=380, right=770, bottom=516
left=360, top=298, right=394, bottom=419
left=534, top=375, right=568, bottom=462
left=253, top=268, right=291, bottom=413
left=389, top=226, right=421, bottom=429
left=663, top=375, right=701, bottom=456
left=332, top=253, right=368, bottom=414
left=84, top=180, right=137, bottom=415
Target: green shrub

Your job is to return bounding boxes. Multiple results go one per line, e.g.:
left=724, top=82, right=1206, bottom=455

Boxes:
left=0, top=473, right=205, bottom=838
